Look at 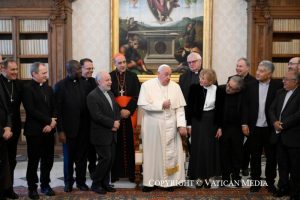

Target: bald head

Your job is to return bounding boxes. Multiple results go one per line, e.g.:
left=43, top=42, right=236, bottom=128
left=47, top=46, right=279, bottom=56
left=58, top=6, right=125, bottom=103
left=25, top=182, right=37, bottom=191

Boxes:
left=114, top=53, right=127, bottom=73
left=288, top=57, right=300, bottom=72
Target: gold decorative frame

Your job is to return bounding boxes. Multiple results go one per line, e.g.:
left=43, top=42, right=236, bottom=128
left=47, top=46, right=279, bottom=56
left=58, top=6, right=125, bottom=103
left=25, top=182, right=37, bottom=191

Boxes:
left=111, top=0, right=213, bottom=82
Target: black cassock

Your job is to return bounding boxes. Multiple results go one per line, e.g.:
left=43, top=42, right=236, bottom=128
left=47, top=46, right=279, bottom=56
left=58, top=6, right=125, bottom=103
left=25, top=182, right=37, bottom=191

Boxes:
left=110, top=70, right=140, bottom=182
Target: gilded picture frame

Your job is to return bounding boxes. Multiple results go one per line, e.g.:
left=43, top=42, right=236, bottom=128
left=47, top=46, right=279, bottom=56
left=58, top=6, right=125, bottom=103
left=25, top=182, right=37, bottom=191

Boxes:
left=111, top=0, right=213, bottom=82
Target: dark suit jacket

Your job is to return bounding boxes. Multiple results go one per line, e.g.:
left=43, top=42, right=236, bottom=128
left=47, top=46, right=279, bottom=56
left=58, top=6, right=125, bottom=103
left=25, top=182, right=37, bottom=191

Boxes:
left=269, top=87, right=300, bottom=147
left=0, top=74, right=23, bottom=134
left=218, top=85, right=244, bottom=127
left=179, top=69, right=201, bottom=102
left=0, top=85, right=12, bottom=140
left=87, top=87, right=120, bottom=146
left=241, top=79, right=283, bottom=131
left=22, top=80, right=56, bottom=136
left=54, top=77, right=88, bottom=138
left=186, top=84, right=223, bottom=127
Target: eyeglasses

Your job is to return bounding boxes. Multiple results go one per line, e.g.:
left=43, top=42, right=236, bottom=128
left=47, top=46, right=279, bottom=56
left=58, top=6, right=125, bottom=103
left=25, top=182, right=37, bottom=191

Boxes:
left=118, top=61, right=126, bottom=65
left=84, top=67, right=94, bottom=71
left=187, top=59, right=199, bottom=65
left=282, top=77, right=297, bottom=81
left=288, top=62, right=300, bottom=66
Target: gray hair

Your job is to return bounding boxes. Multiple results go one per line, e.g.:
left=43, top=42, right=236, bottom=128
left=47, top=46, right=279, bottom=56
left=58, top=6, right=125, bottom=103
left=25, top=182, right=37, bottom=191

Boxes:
left=30, top=62, right=45, bottom=77
left=157, top=64, right=171, bottom=73
left=95, top=71, right=108, bottom=82
left=2, top=57, right=16, bottom=69
left=229, top=75, right=244, bottom=91
left=258, top=60, right=275, bottom=73
left=187, top=52, right=202, bottom=60
left=237, top=57, right=250, bottom=67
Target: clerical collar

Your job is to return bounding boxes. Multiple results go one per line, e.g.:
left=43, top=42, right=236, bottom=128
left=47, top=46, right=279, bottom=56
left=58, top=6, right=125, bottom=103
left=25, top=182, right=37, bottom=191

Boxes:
left=1, top=74, right=12, bottom=82
left=68, top=76, right=79, bottom=82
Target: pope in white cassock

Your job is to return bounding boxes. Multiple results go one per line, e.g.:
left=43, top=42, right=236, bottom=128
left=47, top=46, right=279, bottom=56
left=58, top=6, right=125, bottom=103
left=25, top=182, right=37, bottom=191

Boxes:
left=138, top=64, right=187, bottom=192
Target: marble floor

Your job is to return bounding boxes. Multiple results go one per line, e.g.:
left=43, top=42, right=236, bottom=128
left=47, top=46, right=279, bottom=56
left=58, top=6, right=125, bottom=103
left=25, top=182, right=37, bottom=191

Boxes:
left=13, top=156, right=275, bottom=190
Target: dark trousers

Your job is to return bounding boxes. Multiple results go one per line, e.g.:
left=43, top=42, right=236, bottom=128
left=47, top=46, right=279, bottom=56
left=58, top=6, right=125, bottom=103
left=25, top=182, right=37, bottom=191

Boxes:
left=63, top=134, right=88, bottom=186
left=26, top=134, right=54, bottom=191
left=220, top=125, right=244, bottom=180
left=87, top=144, right=97, bottom=174
left=242, top=138, right=251, bottom=169
left=6, top=129, right=21, bottom=185
left=0, top=141, right=12, bottom=191
left=277, top=139, right=300, bottom=196
left=92, top=142, right=116, bottom=188
left=249, top=127, right=277, bottom=184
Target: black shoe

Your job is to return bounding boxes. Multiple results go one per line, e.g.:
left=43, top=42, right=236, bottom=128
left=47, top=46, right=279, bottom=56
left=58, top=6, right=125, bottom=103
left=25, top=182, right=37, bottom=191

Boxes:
left=250, top=186, right=261, bottom=192
left=290, top=195, right=300, bottom=200
left=129, top=177, right=135, bottom=183
left=274, top=187, right=289, bottom=197
left=103, top=185, right=116, bottom=193
left=0, top=192, right=7, bottom=200
left=267, top=184, right=277, bottom=195
left=28, top=190, right=39, bottom=200
left=142, top=186, right=156, bottom=192
left=4, top=189, right=19, bottom=199
left=41, top=186, right=55, bottom=196
left=64, top=185, right=73, bottom=193
left=91, top=187, right=107, bottom=195
left=242, top=169, right=249, bottom=176
left=77, top=183, right=89, bottom=191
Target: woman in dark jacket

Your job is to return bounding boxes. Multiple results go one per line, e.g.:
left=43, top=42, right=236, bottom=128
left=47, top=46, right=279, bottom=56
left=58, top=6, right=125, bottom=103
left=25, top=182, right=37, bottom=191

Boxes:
left=187, top=69, right=223, bottom=188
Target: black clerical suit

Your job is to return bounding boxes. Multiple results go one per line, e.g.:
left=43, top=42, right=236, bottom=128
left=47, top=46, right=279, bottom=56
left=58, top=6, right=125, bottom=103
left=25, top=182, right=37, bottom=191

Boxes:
left=54, top=77, right=89, bottom=187
left=242, top=79, right=282, bottom=186
left=218, top=85, right=244, bottom=183
left=87, top=87, right=120, bottom=190
left=22, top=80, right=56, bottom=191
left=0, top=82, right=13, bottom=196
left=0, top=74, right=23, bottom=186
left=240, top=73, right=256, bottom=172
left=179, top=69, right=201, bottom=154
left=269, top=87, right=300, bottom=198
left=110, top=70, right=140, bottom=182
left=81, top=77, right=98, bottom=174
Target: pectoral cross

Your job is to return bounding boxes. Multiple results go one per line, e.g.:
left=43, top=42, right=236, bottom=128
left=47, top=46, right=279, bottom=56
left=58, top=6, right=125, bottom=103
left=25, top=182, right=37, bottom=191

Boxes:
left=120, top=89, right=124, bottom=96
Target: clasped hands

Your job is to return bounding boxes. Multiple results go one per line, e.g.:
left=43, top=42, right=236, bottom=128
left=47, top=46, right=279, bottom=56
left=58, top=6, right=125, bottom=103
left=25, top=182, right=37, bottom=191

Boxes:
left=273, top=120, right=283, bottom=133
left=2, top=127, right=13, bottom=140
left=43, top=118, right=57, bottom=133
left=162, top=99, right=171, bottom=110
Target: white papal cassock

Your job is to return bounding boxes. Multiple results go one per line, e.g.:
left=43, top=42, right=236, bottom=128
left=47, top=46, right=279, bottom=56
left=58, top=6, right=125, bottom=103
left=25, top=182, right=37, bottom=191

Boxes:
left=138, top=78, right=186, bottom=187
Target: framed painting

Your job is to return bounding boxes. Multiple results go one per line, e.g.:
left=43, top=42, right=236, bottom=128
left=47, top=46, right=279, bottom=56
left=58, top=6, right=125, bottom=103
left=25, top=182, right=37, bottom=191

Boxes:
left=111, top=0, right=213, bottom=82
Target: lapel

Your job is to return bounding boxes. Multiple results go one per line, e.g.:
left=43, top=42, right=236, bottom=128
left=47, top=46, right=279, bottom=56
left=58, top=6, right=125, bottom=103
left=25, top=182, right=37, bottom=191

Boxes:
left=281, top=86, right=300, bottom=114
left=96, top=88, right=113, bottom=112
left=254, top=81, right=259, bottom=109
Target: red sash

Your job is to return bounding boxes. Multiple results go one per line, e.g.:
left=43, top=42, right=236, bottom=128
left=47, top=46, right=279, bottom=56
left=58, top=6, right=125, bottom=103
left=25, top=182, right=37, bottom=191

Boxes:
left=115, top=96, right=138, bottom=141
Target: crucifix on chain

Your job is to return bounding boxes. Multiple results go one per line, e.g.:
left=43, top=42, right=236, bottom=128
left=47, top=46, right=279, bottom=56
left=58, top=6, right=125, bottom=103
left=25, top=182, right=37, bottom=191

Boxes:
left=120, top=88, right=125, bottom=96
